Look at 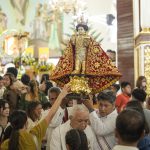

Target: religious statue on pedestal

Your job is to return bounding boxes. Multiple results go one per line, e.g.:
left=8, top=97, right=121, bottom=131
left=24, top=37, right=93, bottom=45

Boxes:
left=71, top=24, right=90, bottom=74
left=10, top=0, right=29, bottom=25
left=30, top=3, right=47, bottom=40
left=51, top=21, right=121, bottom=94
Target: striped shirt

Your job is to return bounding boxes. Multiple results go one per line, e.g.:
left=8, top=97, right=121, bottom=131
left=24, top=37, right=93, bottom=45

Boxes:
left=89, top=109, right=118, bottom=150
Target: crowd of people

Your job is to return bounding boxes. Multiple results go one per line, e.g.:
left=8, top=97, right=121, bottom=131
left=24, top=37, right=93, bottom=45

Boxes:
left=0, top=67, right=150, bottom=150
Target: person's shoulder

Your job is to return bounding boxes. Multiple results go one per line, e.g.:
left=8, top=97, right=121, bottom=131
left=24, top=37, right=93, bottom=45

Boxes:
left=85, top=124, right=93, bottom=132
left=1, top=139, right=9, bottom=150
left=116, top=93, right=128, bottom=101
left=143, top=108, right=150, bottom=115
left=20, top=129, right=31, bottom=138
left=60, top=120, right=70, bottom=128
left=54, top=120, right=70, bottom=132
left=116, top=93, right=124, bottom=98
left=144, top=108, right=150, bottom=112
left=84, top=125, right=95, bottom=137
left=106, top=109, right=118, bottom=119
left=138, top=135, right=150, bottom=149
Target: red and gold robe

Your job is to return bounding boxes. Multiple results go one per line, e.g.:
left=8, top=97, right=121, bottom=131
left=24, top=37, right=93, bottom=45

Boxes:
left=50, top=37, right=122, bottom=93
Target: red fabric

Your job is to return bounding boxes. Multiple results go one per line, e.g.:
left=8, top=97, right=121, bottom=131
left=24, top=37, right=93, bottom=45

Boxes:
left=115, top=93, right=131, bottom=113
left=63, top=108, right=68, bottom=123
left=50, top=38, right=122, bottom=93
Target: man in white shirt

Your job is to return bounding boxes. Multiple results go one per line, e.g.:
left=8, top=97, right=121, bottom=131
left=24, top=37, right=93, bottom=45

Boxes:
left=113, top=109, right=145, bottom=150
left=46, top=87, right=68, bottom=150
left=83, top=91, right=118, bottom=150
left=50, top=105, right=99, bottom=150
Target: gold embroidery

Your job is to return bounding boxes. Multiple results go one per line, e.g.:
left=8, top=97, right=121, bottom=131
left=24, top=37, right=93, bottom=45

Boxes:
left=94, top=62, right=100, bottom=68
left=50, top=37, right=122, bottom=93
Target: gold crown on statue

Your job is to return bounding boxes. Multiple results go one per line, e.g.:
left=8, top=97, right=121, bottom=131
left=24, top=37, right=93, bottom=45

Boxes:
left=77, top=13, right=88, bottom=26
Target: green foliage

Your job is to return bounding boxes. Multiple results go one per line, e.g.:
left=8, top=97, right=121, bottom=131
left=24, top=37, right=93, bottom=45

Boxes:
left=14, top=55, right=36, bottom=66
left=36, top=62, right=55, bottom=72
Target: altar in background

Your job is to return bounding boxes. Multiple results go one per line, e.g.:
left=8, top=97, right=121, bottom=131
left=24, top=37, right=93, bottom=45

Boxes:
left=0, top=0, right=117, bottom=59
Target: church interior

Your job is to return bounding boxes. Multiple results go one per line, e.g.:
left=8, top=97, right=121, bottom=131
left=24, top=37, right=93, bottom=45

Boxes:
left=0, top=0, right=150, bottom=150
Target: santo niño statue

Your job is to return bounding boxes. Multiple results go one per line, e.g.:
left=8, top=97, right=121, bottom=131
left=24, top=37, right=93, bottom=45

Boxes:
left=71, top=24, right=90, bottom=74
left=51, top=23, right=121, bottom=93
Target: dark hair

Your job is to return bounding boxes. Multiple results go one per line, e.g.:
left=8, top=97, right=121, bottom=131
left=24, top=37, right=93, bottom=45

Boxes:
left=0, top=100, right=9, bottom=111
left=116, top=109, right=145, bottom=143
left=48, top=87, right=61, bottom=96
left=0, top=76, right=3, bottom=80
left=121, top=81, right=131, bottom=89
left=126, top=100, right=149, bottom=134
left=4, top=73, right=15, bottom=86
left=8, top=110, right=27, bottom=150
left=126, top=100, right=143, bottom=112
left=132, top=89, right=147, bottom=103
left=107, top=49, right=116, bottom=54
left=7, top=67, right=18, bottom=78
left=76, top=24, right=88, bottom=32
left=27, top=101, right=41, bottom=122
left=29, top=80, right=38, bottom=91
left=28, top=80, right=39, bottom=97
left=40, top=74, right=50, bottom=84
left=42, top=102, right=51, bottom=110
left=112, top=84, right=120, bottom=92
left=21, top=74, right=30, bottom=86
left=65, top=129, right=88, bottom=150
left=44, top=81, right=53, bottom=96
left=2, top=125, right=13, bottom=142
left=97, top=91, right=116, bottom=104
left=136, top=76, right=146, bottom=89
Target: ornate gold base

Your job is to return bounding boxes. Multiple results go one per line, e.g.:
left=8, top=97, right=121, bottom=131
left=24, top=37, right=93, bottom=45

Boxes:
left=69, top=76, right=91, bottom=94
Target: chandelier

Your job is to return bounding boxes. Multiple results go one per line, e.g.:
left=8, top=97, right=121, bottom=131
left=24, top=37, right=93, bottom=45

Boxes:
left=48, top=0, right=87, bottom=15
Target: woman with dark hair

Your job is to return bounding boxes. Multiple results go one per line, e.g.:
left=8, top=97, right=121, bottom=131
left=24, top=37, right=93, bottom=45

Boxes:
left=3, top=73, right=14, bottom=89
left=40, top=74, right=50, bottom=84
left=1, top=84, right=70, bottom=150
left=136, top=76, right=147, bottom=91
left=19, top=79, right=48, bottom=110
left=3, top=73, right=19, bottom=113
left=21, top=74, right=30, bottom=86
left=40, top=74, right=53, bottom=96
left=0, top=100, right=10, bottom=143
left=65, top=129, right=89, bottom=150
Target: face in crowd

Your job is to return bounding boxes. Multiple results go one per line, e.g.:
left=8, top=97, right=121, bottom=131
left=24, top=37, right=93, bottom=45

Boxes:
left=122, top=85, right=132, bottom=96
left=70, top=110, right=89, bottom=131
left=98, top=100, right=115, bottom=117
left=97, top=91, right=116, bottom=117
left=141, top=78, right=147, bottom=88
left=49, top=92, right=59, bottom=105
left=33, top=103, right=42, bottom=120
left=3, top=75, right=11, bottom=87
left=0, top=102, right=10, bottom=117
